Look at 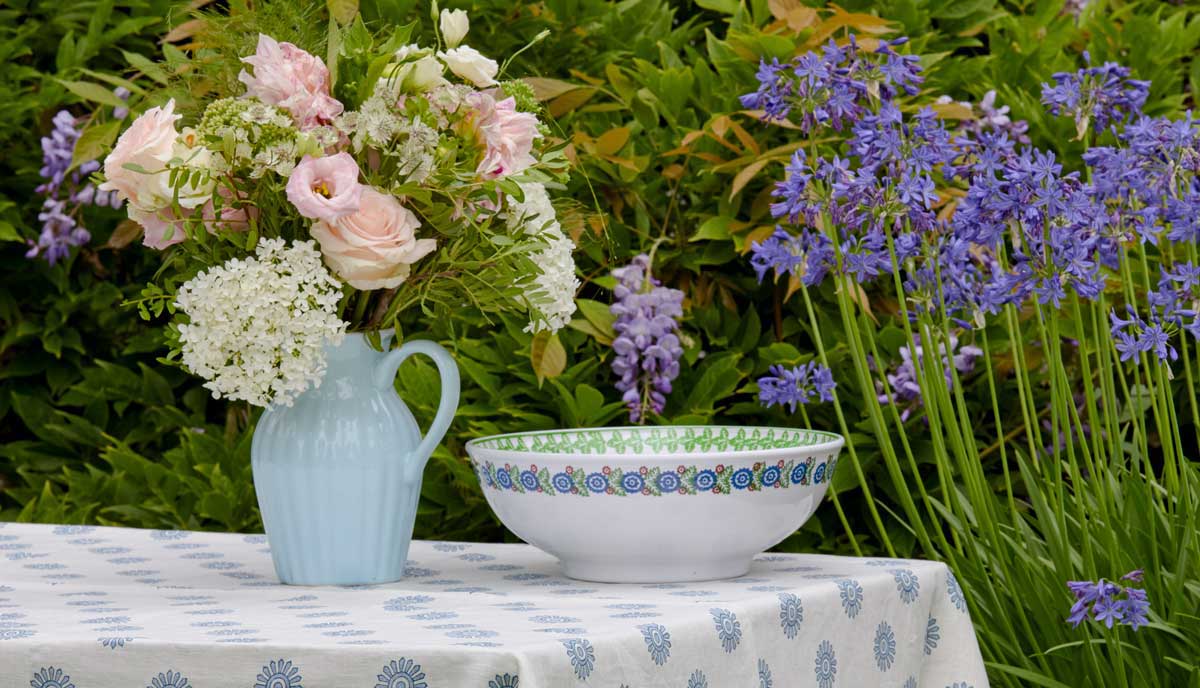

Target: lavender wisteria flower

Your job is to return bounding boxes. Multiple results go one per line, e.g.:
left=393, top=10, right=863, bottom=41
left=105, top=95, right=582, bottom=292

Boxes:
left=27, top=109, right=123, bottom=265
left=1066, top=571, right=1150, bottom=631
left=877, top=335, right=982, bottom=421
left=1041, top=52, right=1150, bottom=139
left=758, top=362, right=836, bottom=412
left=611, top=255, right=685, bottom=423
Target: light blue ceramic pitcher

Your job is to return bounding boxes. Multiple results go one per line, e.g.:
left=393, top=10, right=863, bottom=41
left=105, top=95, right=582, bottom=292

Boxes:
left=250, top=332, right=459, bottom=585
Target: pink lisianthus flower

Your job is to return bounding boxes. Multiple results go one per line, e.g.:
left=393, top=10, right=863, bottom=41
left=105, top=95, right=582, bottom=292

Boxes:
left=128, top=205, right=189, bottom=250
left=238, top=34, right=343, bottom=130
left=469, top=92, right=540, bottom=179
left=285, top=153, right=364, bottom=222
left=311, top=188, right=436, bottom=290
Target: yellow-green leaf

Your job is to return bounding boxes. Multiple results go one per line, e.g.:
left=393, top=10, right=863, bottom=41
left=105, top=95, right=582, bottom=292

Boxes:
left=595, top=127, right=630, bottom=155
left=530, top=331, right=567, bottom=386
left=327, top=0, right=359, bottom=24
left=524, top=77, right=582, bottom=101
left=58, top=80, right=127, bottom=108
left=729, top=158, right=770, bottom=200
left=72, top=120, right=121, bottom=170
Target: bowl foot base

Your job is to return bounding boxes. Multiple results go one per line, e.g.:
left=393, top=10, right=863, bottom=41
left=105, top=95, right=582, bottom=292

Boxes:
left=560, top=557, right=752, bottom=584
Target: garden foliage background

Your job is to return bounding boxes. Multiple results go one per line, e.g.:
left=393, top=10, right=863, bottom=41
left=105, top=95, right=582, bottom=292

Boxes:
left=2, top=0, right=1200, bottom=685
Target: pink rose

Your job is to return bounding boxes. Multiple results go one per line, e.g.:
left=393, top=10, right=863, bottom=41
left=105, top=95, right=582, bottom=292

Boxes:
left=129, top=205, right=188, bottom=250
left=99, top=100, right=180, bottom=209
left=238, top=34, right=343, bottom=130
left=470, top=92, right=540, bottom=179
left=311, top=188, right=436, bottom=290
left=286, top=153, right=364, bottom=222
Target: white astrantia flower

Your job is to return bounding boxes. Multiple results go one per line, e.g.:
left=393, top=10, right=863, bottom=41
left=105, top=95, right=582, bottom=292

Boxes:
left=505, top=182, right=579, bottom=333
left=175, top=239, right=347, bottom=407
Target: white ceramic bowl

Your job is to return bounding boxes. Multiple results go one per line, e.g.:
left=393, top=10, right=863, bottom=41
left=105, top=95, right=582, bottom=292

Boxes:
left=465, top=425, right=844, bottom=583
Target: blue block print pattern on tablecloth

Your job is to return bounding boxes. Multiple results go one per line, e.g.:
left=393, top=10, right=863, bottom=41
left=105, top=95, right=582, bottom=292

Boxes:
left=815, top=640, right=837, bottom=688
left=891, top=569, right=920, bottom=604
left=101, top=636, right=131, bottom=649
left=487, top=674, right=518, bottom=688
left=758, top=659, right=772, bottom=688
left=873, top=621, right=896, bottom=671
left=255, top=659, right=302, bottom=688
left=562, top=638, right=595, bottom=679
left=375, top=658, right=427, bottom=688
left=948, top=571, right=968, bottom=612
left=925, top=616, right=941, bottom=655
left=31, top=667, right=75, bottom=688
left=710, top=608, right=741, bottom=652
left=640, top=623, right=671, bottom=665
left=687, top=670, right=708, bottom=688
left=947, top=684, right=974, bottom=688
left=147, top=670, right=191, bottom=688
left=778, top=592, right=803, bottom=639
left=904, top=678, right=917, bottom=688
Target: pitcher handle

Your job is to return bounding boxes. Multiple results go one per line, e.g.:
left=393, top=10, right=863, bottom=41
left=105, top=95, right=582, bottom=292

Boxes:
left=374, top=340, right=460, bottom=472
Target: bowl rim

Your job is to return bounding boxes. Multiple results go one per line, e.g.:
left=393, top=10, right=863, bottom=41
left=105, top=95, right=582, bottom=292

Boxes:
left=464, top=425, right=845, bottom=462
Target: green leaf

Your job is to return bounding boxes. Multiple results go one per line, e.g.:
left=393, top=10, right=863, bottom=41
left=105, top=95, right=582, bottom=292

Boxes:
left=122, top=50, right=168, bottom=84
left=0, top=221, right=19, bottom=243
left=327, top=0, right=359, bottom=25
left=691, top=216, right=734, bottom=242
left=57, top=80, right=127, bottom=108
left=695, top=0, right=739, bottom=15
left=72, top=120, right=121, bottom=170
left=575, top=299, right=616, bottom=340
left=530, top=331, right=566, bottom=386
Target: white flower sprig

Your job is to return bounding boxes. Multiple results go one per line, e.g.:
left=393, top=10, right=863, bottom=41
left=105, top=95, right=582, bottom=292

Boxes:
left=175, top=239, right=347, bottom=407
left=507, top=182, right=579, bottom=333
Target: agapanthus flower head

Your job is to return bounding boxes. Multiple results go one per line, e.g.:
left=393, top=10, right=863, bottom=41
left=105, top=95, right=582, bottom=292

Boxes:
left=741, top=35, right=922, bottom=132
left=175, top=239, right=347, bottom=407
left=757, top=362, right=836, bottom=412
left=1041, top=52, right=1149, bottom=139
left=610, top=255, right=684, bottom=423
left=1066, top=571, right=1150, bottom=631
left=878, top=334, right=982, bottom=421
left=749, top=226, right=834, bottom=288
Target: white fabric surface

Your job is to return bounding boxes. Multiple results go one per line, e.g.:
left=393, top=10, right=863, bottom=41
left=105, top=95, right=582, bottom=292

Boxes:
left=0, top=522, right=988, bottom=687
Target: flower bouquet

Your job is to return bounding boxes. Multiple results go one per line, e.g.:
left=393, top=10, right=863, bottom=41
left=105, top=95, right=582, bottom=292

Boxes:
left=97, top=6, right=577, bottom=584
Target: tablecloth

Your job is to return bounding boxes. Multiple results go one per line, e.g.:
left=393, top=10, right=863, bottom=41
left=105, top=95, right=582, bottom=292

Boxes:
left=0, top=522, right=988, bottom=687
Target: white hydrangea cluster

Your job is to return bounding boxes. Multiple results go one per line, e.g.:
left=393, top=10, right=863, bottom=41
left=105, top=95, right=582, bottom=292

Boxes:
left=506, top=182, right=579, bottom=333
left=175, top=239, right=347, bottom=407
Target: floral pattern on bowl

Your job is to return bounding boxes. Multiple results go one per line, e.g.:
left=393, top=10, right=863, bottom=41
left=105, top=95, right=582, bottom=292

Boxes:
left=465, top=426, right=844, bottom=583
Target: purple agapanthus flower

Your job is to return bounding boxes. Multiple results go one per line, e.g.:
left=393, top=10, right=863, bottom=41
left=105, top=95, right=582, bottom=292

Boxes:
left=611, top=255, right=685, bottom=423
left=1066, top=571, right=1150, bottom=631
left=1041, top=51, right=1150, bottom=138
left=757, top=362, right=836, bottom=412
left=877, top=335, right=982, bottom=421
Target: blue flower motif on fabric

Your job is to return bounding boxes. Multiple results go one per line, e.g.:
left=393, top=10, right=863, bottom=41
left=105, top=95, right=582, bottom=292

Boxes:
left=693, top=469, right=717, bottom=491
left=100, top=636, right=131, bottom=649
left=487, top=674, right=518, bottom=688
left=891, top=568, right=920, bottom=604
left=551, top=473, right=573, bottom=493
left=384, top=595, right=435, bottom=612
left=0, top=628, right=34, bottom=640
left=519, top=471, right=540, bottom=491
left=946, top=684, right=974, bottom=688
left=585, top=472, right=608, bottom=492
left=52, top=526, right=95, bottom=536
left=656, top=471, right=681, bottom=492
left=432, top=543, right=468, bottom=552
left=731, top=468, right=754, bottom=489
left=836, top=578, right=863, bottom=618
left=149, top=530, right=189, bottom=541
left=621, top=472, right=645, bottom=493
left=948, top=571, right=967, bottom=612
left=761, top=465, right=782, bottom=487
left=758, top=658, right=773, bottom=688
left=254, top=659, right=302, bottom=688
left=778, top=592, right=803, bottom=639
left=709, top=607, right=741, bottom=653
left=561, top=638, right=595, bottom=680
left=375, top=658, right=427, bottom=688
left=874, top=621, right=896, bottom=671
left=496, top=469, right=513, bottom=490
left=687, top=670, right=708, bottom=688
left=147, top=670, right=191, bottom=688
left=904, top=678, right=917, bottom=688
left=925, top=615, right=941, bottom=655
left=814, top=640, right=837, bottom=688
left=31, top=667, right=75, bottom=688
left=639, top=623, right=671, bottom=666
